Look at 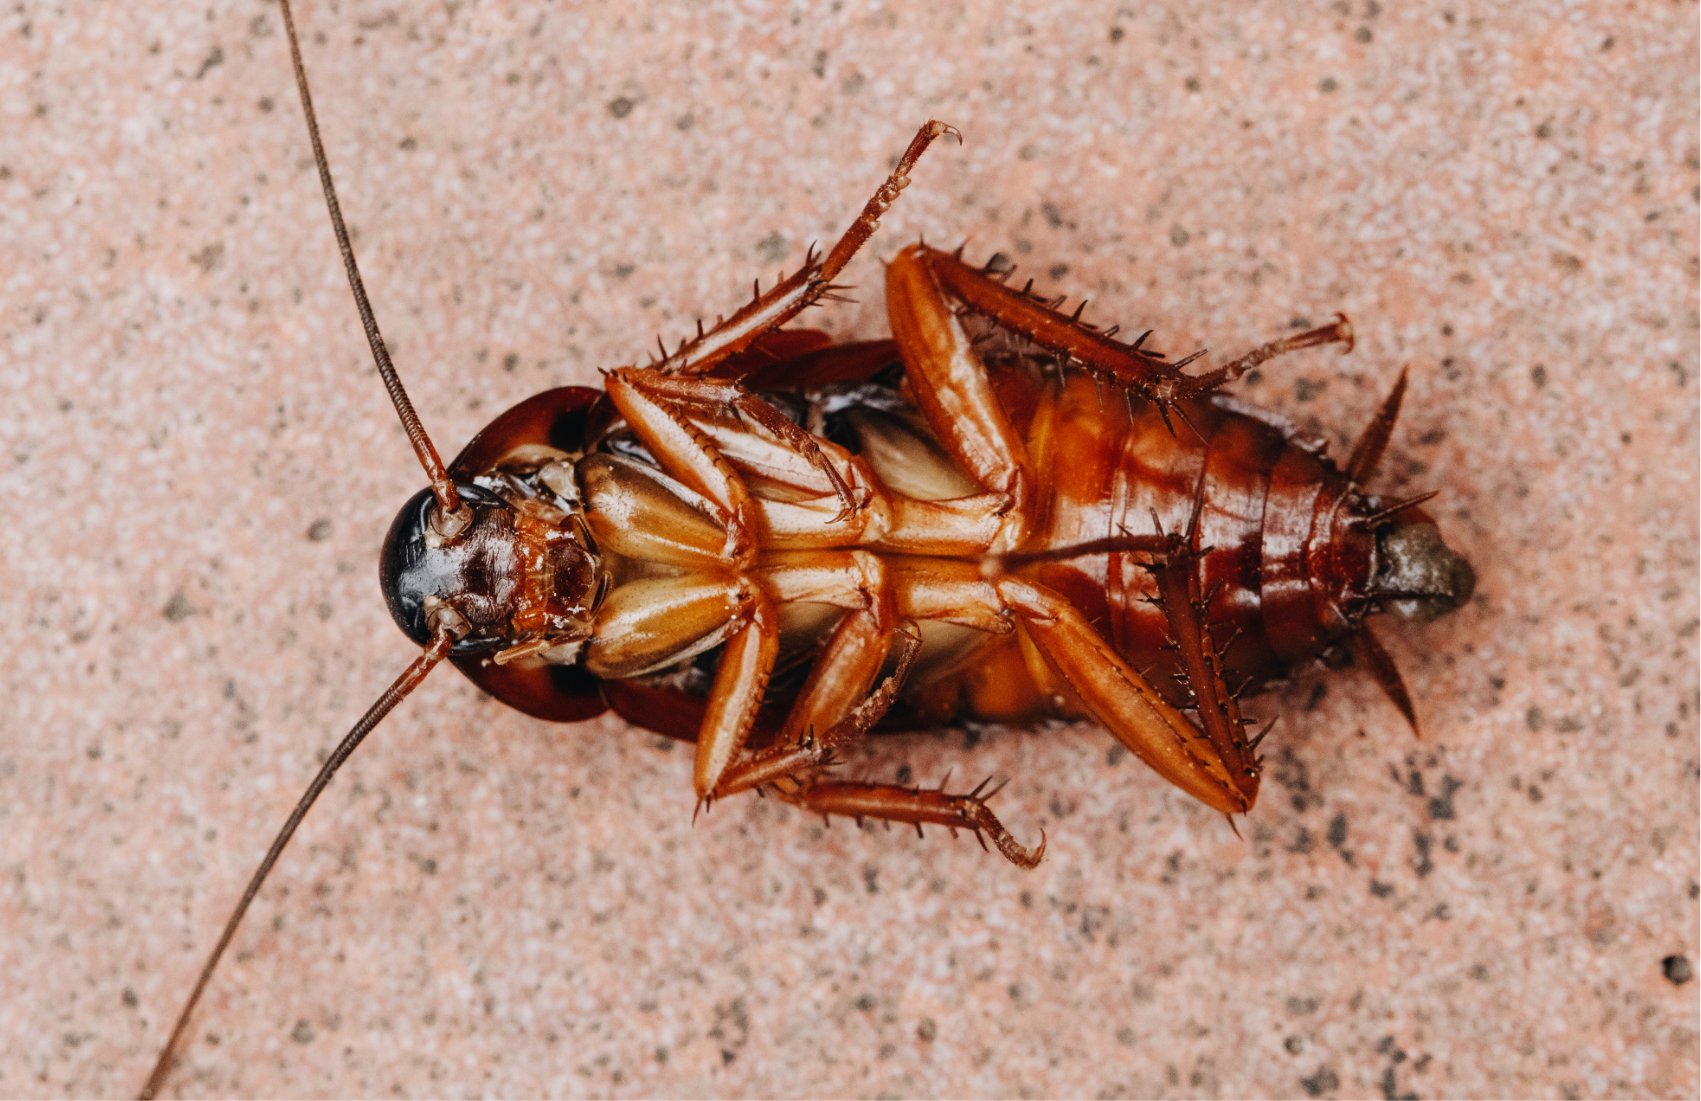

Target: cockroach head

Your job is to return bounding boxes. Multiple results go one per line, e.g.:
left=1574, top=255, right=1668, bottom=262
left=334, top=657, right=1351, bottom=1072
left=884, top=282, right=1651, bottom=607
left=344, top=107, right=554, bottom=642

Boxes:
left=1370, top=515, right=1476, bottom=622
left=380, top=483, right=601, bottom=656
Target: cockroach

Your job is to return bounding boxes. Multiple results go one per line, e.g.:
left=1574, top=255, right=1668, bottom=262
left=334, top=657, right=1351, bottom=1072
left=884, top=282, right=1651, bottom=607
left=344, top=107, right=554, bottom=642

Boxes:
left=140, top=1, right=1476, bottom=1095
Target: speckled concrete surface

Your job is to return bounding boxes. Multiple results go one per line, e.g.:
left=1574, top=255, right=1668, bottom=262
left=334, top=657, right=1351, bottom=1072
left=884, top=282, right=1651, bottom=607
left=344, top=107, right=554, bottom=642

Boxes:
left=3, top=2, right=1696, bottom=1097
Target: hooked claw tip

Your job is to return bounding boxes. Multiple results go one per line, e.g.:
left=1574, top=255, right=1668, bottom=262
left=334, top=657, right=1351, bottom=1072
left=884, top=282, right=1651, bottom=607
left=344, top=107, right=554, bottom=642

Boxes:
left=990, top=824, right=1047, bottom=869
left=929, top=120, right=964, bottom=145
left=1011, top=828, right=1047, bottom=869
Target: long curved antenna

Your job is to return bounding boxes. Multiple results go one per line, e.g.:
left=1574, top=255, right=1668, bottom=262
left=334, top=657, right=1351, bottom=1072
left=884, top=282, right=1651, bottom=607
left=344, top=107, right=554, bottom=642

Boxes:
left=277, top=0, right=468, bottom=533
left=139, top=633, right=453, bottom=1100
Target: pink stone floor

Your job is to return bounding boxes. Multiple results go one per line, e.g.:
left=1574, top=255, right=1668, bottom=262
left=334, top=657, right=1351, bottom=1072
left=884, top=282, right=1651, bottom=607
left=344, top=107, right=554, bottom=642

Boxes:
left=4, top=2, right=1696, bottom=1097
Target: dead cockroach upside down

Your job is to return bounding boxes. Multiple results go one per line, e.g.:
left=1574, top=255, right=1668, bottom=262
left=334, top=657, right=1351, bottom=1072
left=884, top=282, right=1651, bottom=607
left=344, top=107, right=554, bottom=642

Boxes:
left=138, top=1, right=1474, bottom=1095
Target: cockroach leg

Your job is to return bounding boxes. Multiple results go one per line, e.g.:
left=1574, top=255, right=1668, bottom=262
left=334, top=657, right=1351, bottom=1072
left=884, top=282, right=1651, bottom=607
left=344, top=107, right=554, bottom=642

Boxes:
left=879, top=255, right=1266, bottom=811
left=905, top=244, right=1210, bottom=405
left=774, top=558, right=898, bottom=743
left=884, top=244, right=1036, bottom=545
left=817, top=121, right=964, bottom=279
left=779, top=777, right=1046, bottom=869
left=599, top=123, right=959, bottom=521
left=690, top=586, right=781, bottom=798
left=713, top=625, right=922, bottom=800
left=993, top=575, right=1253, bottom=815
left=602, top=368, right=762, bottom=563
left=1203, top=313, right=1355, bottom=389
left=990, top=533, right=1175, bottom=570
left=659, top=121, right=962, bottom=380
left=1142, top=536, right=1261, bottom=799
left=617, top=366, right=863, bottom=520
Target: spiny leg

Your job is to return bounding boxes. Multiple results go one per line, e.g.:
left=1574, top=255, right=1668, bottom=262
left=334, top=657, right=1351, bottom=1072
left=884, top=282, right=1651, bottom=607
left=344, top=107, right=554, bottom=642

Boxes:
left=704, top=574, right=1043, bottom=868
left=615, top=366, right=863, bottom=520
left=776, top=559, right=897, bottom=742
left=1140, top=526, right=1262, bottom=801
left=1209, top=313, right=1354, bottom=388
left=691, top=586, right=781, bottom=797
left=707, top=628, right=1052, bottom=869
left=712, top=624, right=921, bottom=799
left=782, top=777, right=1046, bottom=869
left=995, top=575, right=1252, bottom=813
left=992, top=514, right=1261, bottom=790
left=908, top=245, right=1354, bottom=409
left=618, top=122, right=959, bottom=519
left=601, top=368, right=762, bottom=562
left=661, top=121, right=962, bottom=379
left=907, top=244, right=1210, bottom=407
left=883, top=244, right=1037, bottom=544
left=768, top=550, right=1259, bottom=821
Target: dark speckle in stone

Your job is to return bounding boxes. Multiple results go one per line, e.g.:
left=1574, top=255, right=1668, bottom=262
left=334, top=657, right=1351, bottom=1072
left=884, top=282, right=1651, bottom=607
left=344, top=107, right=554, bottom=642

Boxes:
left=1411, top=831, right=1434, bottom=877
left=1300, top=1065, right=1339, bottom=1097
left=756, top=231, right=788, bottom=264
left=1427, top=775, right=1462, bottom=820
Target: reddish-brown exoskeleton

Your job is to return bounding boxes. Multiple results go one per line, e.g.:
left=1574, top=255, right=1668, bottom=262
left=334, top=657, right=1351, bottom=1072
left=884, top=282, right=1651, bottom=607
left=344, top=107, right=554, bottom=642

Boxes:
left=140, top=1, right=1475, bottom=1095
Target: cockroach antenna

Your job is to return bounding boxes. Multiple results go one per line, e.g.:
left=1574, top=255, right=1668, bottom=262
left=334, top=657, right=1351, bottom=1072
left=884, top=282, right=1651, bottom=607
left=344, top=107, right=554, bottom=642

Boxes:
left=138, top=637, right=451, bottom=1099
left=277, top=0, right=469, bottom=537
left=139, top=1, right=464, bottom=1094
